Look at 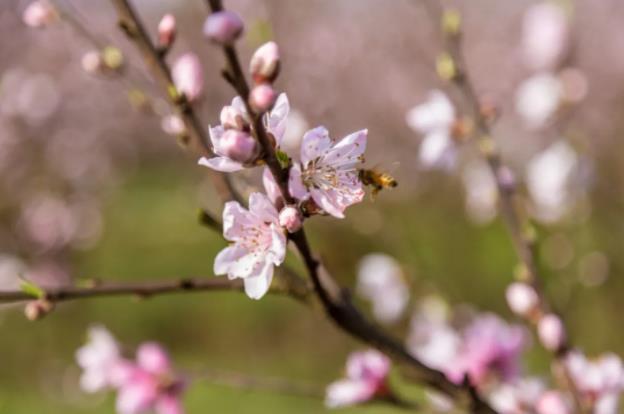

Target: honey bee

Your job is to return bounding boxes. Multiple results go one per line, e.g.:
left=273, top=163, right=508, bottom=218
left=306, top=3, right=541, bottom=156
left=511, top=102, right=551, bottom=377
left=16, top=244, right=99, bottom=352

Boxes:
left=359, top=164, right=399, bottom=198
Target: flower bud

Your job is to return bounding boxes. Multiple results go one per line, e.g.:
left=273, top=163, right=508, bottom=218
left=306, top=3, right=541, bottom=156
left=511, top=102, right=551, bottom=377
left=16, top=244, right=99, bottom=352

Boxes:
left=172, top=53, right=204, bottom=102
left=137, top=343, right=171, bottom=374
left=158, top=14, right=176, bottom=48
left=505, top=282, right=538, bottom=317
left=161, top=114, right=186, bottom=136
left=279, top=206, right=302, bottom=233
left=220, top=105, right=247, bottom=131
left=203, top=11, right=244, bottom=45
left=217, top=130, right=258, bottom=163
left=249, top=84, right=277, bottom=113
left=24, top=299, right=54, bottom=321
left=538, top=313, right=565, bottom=351
left=81, top=50, right=103, bottom=75
left=23, top=0, right=57, bottom=28
left=250, top=41, right=280, bottom=84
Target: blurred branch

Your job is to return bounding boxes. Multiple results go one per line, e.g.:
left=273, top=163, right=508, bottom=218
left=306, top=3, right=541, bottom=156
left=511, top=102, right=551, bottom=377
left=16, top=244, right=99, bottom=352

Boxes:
left=109, top=0, right=242, bottom=204
left=421, top=1, right=585, bottom=411
left=193, top=368, right=324, bottom=399
left=203, top=1, right=497, bottom=413
left=0, top=271, right=310, bottom=304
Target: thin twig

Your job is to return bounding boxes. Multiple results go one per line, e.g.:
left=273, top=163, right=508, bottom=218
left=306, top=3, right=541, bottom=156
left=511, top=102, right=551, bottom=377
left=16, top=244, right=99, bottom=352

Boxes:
left=109, top=0, right=242, bottom=204
left=421, top=1, right=585, bottom=411
left=203, top=1, right=497, bottom=412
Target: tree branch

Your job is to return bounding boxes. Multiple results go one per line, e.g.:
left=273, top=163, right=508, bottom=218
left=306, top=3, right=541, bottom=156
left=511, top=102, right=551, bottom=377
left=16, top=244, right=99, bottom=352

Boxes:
left=203, top=1, right=497, bottom=412
left=109, top=0, right=242, bottom=204
left=421, top=1, right=585, bottom=410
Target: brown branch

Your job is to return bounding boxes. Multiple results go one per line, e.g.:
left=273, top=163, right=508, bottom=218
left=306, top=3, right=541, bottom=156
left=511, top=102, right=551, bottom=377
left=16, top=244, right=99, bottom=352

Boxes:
left=0, top=274, right=310, bottom=304
left=109, top=0, right=242, bottom=204
left=422, top=2, right=585, bottom=411
left=203, top=1, right=497, bottom=412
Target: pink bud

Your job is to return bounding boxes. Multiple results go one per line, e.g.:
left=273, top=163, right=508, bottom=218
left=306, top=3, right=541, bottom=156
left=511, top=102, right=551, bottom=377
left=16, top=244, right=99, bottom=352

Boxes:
left=505, top=282, right=538, bottom=316
left=538, top=313, right=566, bottom=351
left=535, top=391, right=570, bottom=414
left=203, top=11, right=244, bottom=45
left=81, top=50, right=102, bottom=75
left=220, top=105, right=247, bottom=131
left=249, top=84, right=277, bottom=113
left=279, top=206, right=302, bottom=233
left=158, top=14, right=176, bottom=48
left=23, top=1, right=57, bottom=28
left=216, top=130, right=258, bottom=164
left=24, top=299, right=54, bottom=321
left=137, top=342, right=171, bottom=375
left=250, top=41, right=280, bottom=84
left=172, top=53, right=204, bottom=102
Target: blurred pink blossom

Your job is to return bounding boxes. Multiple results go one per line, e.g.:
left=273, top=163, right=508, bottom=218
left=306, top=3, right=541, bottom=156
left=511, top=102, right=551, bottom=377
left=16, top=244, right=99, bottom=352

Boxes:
left=22, top=0, right=57, bottom=28
left=76, top=326, right=123, bottom=393
left=522, top=3, right=569, bottom=71
left=325, top=350, right=391, bottom=408
left=356, top=253, right=408, bottom=324
left=214, top=193, right=286, bottom=299
left=535, top=390, right=571, bottom=414
left=537, top=313, right=565, bottom=351
left=405, top=90, right=457, bottom=170
left=505, top=282, right=539, bottom=317
left=488, top=378, right=545, bottom=414
left=515, top=73, right=562, bottom=129
left=289, top=126, right=367, bottom=218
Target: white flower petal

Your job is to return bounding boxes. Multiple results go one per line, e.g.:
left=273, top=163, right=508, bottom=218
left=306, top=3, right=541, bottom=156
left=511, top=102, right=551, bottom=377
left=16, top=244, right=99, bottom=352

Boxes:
left=198, top=156, right=244, bottom=172
left=243, top=261, right=274, bottom=300
left=267, top=93, right=289, bottom=145
left=214, top=244, right=248, bottom=275
left=300, top=126, right=332, bottom=165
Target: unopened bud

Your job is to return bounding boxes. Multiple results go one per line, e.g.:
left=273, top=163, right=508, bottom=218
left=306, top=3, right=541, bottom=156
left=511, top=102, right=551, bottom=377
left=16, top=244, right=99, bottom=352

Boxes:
left=217, top=130, right=258, bottom=163
left=158, top=14, right=176, bottom=48
left=161, top=114, right=186, bottom=136
left=81, top=50, right=103, bottom=75
left=249, top=84, right=277, bottom=113
left=24, top=299, right=54, bottom=321
left=23, top=0, right=57, bottom=28
left=203, top=11, right=244, bottom=45
left=172, top=53, right=204, bottom=102
left=250, top=41, right=280, bottom=84
left=538, top=313, right=565, bottom=351
left=279, top=206, right=303, bottom=233
left=220, top=105, right=247, bottom=131
left=506, top=282, right=538, bottom=317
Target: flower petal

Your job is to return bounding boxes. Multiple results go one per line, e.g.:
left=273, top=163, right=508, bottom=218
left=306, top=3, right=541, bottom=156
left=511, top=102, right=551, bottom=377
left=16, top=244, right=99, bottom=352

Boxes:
left=222, top=201, right=255, bottom=241
left=198, top=156, right=244, bottom=172
left=288, top=163, right=309, bottom=200
left=325, top=379, right=376, bottom=408
left=262, top=167, right=282, bottom=205
left=248, top=192, right=279, bottom=224
left=243, top=260, right=274, bottom=300
left=267, top=93, right=289, bottom=145
left=207, top=125, right=224, bottom=150
left=268, top=223, right=287, bottom=265
left=214, top=244, right=248, bottom=275
left=156, top=395, right=184, bottom=414
left=323, top=129, right=367, bottom=167
left=300, top=126, right=332, bottom=165
left=311, top=188, right=345, bottom=219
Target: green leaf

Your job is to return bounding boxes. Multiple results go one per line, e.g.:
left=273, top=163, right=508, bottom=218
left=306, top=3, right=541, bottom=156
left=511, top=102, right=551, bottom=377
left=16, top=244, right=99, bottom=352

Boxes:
left=20, top=279, right=44, bottom=299
left=276, top=149, right=290, bottom=169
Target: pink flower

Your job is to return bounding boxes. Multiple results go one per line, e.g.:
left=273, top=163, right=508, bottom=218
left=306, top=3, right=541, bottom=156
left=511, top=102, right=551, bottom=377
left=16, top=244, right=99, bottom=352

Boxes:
left=214, top=193, right=287, bottom=299
left=566, top=351, right=624, bottom=412
left=172, top=53, right=203, bottom=102
left=450, top=314, right=526, bottom=386
left=405, top=90, right=457, bottom=170
left=488, top=378, right=545, bottom=414
left=278, top=206, right=302, bottom=233
left=289, top=127, right=367, bottom=218
left=198, top=94, right=290, bottom=172
left=76, top=326, right=123, bottom=393
left=115, top=343, right=184, bottom=414
left=325, top=350, right=391, bottom=408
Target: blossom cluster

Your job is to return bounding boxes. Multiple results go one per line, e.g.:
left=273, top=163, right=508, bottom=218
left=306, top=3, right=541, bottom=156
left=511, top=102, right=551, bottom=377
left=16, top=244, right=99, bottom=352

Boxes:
left=76, top=326, right=185, bottom=414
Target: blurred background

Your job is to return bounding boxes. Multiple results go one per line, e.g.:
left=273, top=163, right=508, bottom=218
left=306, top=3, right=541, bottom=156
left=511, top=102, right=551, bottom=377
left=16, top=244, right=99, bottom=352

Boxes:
left=1, top=0, right=624, bottom=412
